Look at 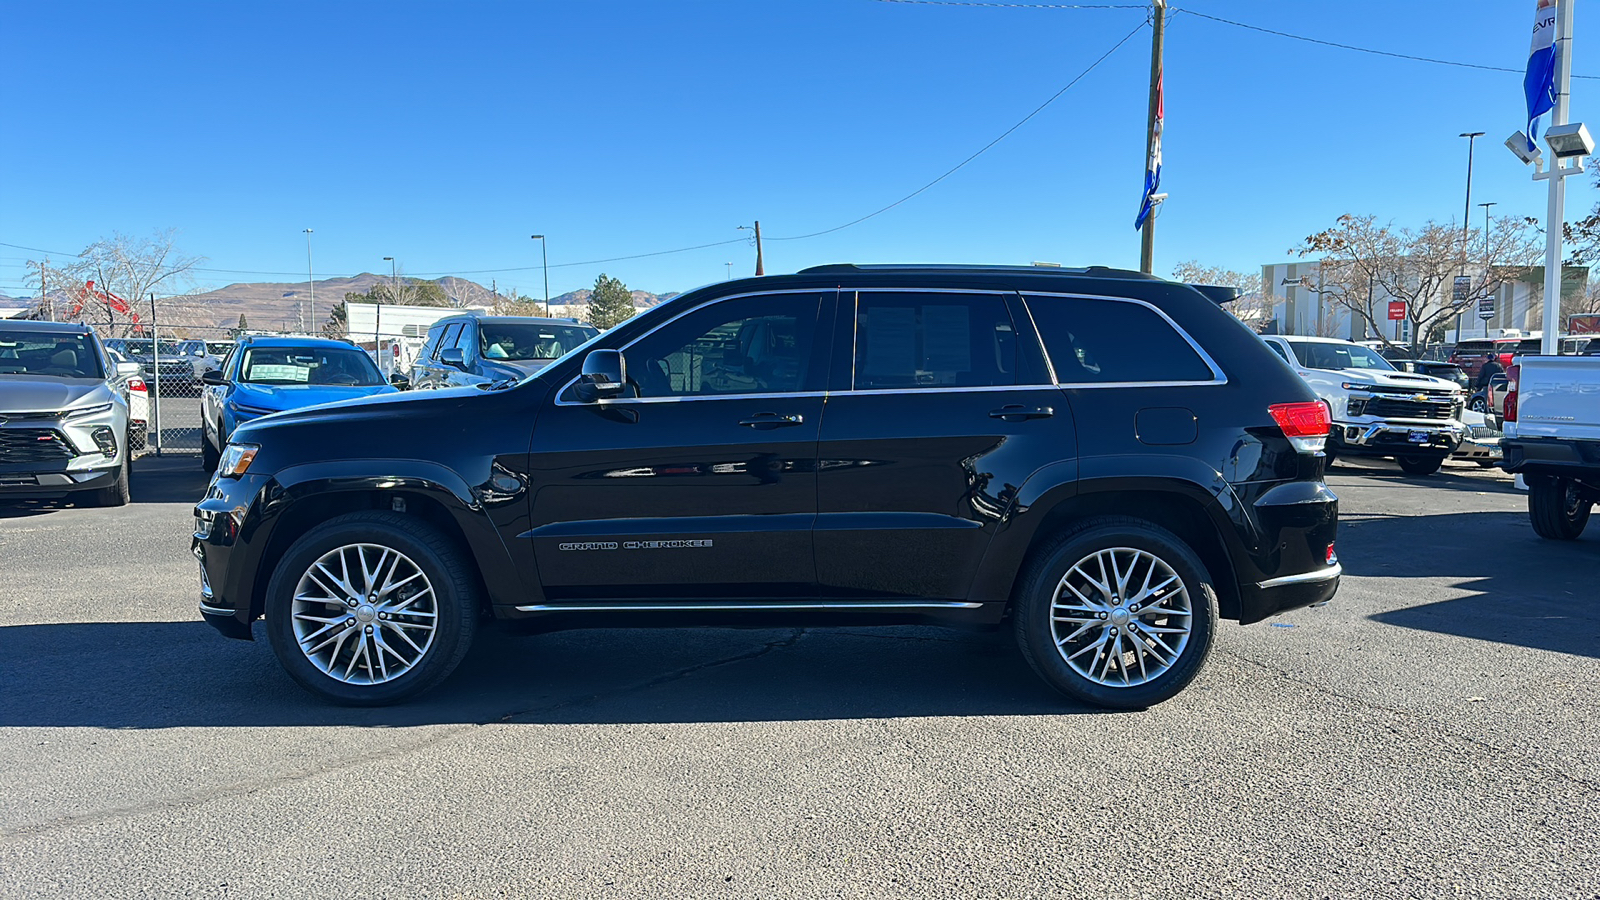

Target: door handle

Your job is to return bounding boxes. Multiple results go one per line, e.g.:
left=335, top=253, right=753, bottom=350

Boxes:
left=739, top=413, right=805, bottom=428
left=989, top=405, right=1054, bottom=421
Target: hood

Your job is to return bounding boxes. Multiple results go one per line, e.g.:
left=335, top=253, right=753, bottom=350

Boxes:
left=230, top=380, right=547, bottom=447
left=0, top=377, right=112, bottom=413
left=1338, top=368, right=1461, bottom=392
left=233, top=382, right=398, bottom=412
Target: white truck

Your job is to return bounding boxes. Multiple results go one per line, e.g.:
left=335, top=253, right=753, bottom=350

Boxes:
left=1499, top=355, right=1600, bottom=538
left=1261, top=335, right=1467, bottom=476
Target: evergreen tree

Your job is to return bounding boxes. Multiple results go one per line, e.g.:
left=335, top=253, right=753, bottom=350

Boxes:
left=587, top=273, right=636, bottom=330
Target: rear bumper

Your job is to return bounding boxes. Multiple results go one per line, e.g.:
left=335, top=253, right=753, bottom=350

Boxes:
left=1501, top=437, right=1600, bottom=476
left=1239, top=564, right=1341, bottom=622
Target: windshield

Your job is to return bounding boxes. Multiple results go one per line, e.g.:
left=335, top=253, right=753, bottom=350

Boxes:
left=1288, top=341, right=1397, bottom=372
left=479, top=323, right=599, bottom=361
left=240, top=346, right=385, bottom=386
left=116, top=339, right=182, bottom=356
left=206, top=342, right=233, bottom=355
left=0, top=331, right=106, bottom=379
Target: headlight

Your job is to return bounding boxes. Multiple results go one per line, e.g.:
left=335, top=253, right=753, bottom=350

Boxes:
left=65, top=402, right=115, bottom=420
left=1340, top=382, right=1376, bottom=392
left=217, top=443, right=259, bottom=478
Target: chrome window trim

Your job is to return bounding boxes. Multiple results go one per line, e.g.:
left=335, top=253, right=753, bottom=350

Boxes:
left=553, top=287, right=836, bottom=407
left=1022, top=291, right=1229, bottom=388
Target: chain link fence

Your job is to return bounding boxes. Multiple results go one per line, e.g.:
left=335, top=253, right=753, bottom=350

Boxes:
left=88, top=321, right=241, bottom=457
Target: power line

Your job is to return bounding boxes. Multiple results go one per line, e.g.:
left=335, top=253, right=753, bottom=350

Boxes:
left=1176, top=8, right=1600, bottom=81
left=770, top=17, right=1148, bottom=241
left=875, top=0, right=1146, bottom=7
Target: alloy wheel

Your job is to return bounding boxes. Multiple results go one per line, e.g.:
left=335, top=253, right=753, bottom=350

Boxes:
left=290, top=543, right=438, bottom=685
left=1049, top=547, right=1193, bottom=687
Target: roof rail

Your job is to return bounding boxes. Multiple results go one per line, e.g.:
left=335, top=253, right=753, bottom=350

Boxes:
left=795, top=263, right=1158, bottom=278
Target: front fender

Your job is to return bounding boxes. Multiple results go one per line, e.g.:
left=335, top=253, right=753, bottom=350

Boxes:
left=243, top=458, right=525, bottom=616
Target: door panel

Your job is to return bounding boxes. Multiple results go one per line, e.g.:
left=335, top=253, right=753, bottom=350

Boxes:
left=815, top=290, right=1078, bottom=601
left=524, top=289, right=834, bottom=600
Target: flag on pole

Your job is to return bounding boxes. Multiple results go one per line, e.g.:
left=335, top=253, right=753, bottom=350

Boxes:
left=1135, top=72, right=1163, bottom=230
left=1525, top=0, right=1558, bottom=151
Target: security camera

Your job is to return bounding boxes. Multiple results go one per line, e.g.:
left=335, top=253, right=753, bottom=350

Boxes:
left=1507, top=131, right=1544, bottom=166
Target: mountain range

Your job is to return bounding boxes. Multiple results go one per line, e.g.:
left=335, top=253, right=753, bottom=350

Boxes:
left=0, top=276, right=678, bottom=332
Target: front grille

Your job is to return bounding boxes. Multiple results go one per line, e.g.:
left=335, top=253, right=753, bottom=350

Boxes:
left=0, top=429, right=77, bottom=463
left=1365, top=397, right=1456, bottom=420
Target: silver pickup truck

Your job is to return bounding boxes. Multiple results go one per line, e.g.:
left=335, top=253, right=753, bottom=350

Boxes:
left=1499, top=355, right=1600, bottom=539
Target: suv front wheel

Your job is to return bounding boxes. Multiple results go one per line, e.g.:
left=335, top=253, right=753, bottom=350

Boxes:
left=1014, top=517, right=1217, bottom=709
left=265, top=512, right=479, bottom=705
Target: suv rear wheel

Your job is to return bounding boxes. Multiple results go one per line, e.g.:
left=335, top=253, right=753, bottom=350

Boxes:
left=1013, top=517, right=1217, bottom=709
left=265, top=512, right=478, bottom=705
left=1397, top=455, right=1443, bottom=477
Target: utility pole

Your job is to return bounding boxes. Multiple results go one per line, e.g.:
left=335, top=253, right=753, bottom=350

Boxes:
left=1540, top=0, right=1577, bottom=354
left=1139, top=0, right=1167, bottom=275
left=531, top=235, right=549, bottom=316
left=739, top=222, right=766, bottom=276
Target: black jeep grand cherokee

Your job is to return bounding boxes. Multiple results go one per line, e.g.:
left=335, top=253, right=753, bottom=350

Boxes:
left=195, top=264, right=1339, bottom=709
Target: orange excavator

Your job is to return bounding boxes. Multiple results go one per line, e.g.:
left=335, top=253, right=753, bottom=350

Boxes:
left=68, top=280, right=145, bottom=334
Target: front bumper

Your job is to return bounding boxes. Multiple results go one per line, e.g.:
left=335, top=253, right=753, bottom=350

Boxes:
left=193, top=471, right=272, bottom=640
left=0, top=465, right=120, bottom=497
left=1330, top=420, right=1463, bottom=458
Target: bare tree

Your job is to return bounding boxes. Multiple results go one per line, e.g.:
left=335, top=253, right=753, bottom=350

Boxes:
left=1296, top=215, right=1543, bottom=356
left=22, top=230, right=203, bottom=336
left=1170, top=261, right=1272, bottom=330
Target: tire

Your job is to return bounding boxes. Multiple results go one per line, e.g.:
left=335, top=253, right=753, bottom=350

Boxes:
left=1013, top=516, right=1218, bottom=710
left=1468, top=396, right=1488, bottom=413
left=1476, top=460, right=1499, bottom=469
left=88, top=450, right=130, bottom=508
left=201, top=429, right=220, bottom=472
left=1397, top=455, right=1443, bottom=477
left=1529, top=477, right=1592, bottom=540
left=264, top=511, right=479, bottom=705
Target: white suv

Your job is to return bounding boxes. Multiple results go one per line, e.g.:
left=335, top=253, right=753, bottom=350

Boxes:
left=1262, top=335, right=1465, bottom=476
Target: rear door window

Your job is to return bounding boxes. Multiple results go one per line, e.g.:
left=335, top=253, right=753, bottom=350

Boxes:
left=851, top=292, right=1018, bottom=390
left=1024, top=295, right=1216, bottom=384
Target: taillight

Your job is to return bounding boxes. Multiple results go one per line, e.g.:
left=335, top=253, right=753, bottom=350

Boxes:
left=1269, top=401, right=1330, bottom=454
left=128, top=377, right=147, bottom=393
left=1503, top=364, right=1520, bottom=423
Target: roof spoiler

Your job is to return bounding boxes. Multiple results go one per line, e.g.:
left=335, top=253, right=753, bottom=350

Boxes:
left=1189, top=284, right=1240, bottom=305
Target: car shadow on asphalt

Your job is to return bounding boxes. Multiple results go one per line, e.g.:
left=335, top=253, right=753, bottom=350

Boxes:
left=1341, top=509, right=1600, bottom=660
left=0, top=455, right=210, bottom=518
left=0, top=621, right=1104, bottom=729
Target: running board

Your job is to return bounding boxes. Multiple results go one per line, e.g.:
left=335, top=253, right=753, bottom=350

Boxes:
left=514, top=600, right=985, bottom=613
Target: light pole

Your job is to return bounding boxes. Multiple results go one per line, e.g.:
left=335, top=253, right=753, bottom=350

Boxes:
left=725, top=262, right=733, bottom=281
left=303, top=228, right=315, bottom=333
left=531, top=235, right=549, bottom=316
left=1453, top=132, right=1484, bottom=343
left=1477, top=202, right=1497, bottom=339
left=381, top=256, right=396, bottom=356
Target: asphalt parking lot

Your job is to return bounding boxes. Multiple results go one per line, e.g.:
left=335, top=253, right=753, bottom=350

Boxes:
left=1, top=456, right=1596, bottom=899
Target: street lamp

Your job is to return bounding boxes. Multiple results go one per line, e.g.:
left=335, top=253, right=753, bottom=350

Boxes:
left=381, top=256, right=396, bottom=358
left=383, top=256, right=397, bottom=300
left=725, top=262, right=733, bottom=281
left=303, top=228, right=314, bottom=333
left=531, top=235, right=549, bottom=316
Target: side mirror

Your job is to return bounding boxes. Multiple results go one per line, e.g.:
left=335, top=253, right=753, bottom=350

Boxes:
left=115, top=361, right=141, bottom=378
left=201, top=370, right=229, bottom=386
left=440, top=348, right=466, bottom=369
left=388, top=373, right=410, bottom=390
left=577, top=349, right=626, bottom=401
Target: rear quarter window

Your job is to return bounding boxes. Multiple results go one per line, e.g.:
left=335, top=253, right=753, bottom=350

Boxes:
left=1024, top=296, right=1217, bottom=384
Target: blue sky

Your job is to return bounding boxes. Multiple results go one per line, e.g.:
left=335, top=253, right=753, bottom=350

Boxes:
left=1, top=0, right=1592, bottom=299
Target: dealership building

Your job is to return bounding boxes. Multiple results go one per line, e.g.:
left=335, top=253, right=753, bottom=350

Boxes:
left=1258, top=260, right=1588, bottom=343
